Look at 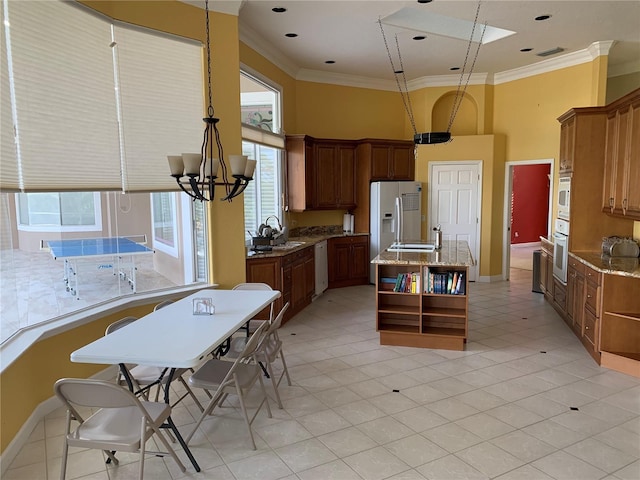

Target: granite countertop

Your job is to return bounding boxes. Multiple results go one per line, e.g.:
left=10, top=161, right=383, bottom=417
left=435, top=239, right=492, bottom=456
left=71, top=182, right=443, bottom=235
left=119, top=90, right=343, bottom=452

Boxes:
left=372, top=240, right=475, bottom=266
left=570, top=251, right=640, bottom=279
left=246, top=232, right=369, bottom=259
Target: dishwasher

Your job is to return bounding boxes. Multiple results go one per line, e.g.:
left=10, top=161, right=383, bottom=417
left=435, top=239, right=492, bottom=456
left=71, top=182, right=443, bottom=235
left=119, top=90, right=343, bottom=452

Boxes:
left=314, top=240, right=328, bottom=297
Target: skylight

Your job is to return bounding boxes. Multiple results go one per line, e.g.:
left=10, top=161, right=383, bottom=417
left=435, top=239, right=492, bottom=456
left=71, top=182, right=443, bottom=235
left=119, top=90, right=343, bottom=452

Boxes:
left=380, top=7, right=515, bottom=44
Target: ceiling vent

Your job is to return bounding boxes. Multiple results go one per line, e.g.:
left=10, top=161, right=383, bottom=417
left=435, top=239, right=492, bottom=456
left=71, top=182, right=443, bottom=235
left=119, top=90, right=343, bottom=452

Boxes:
left=537, top=47, right=565, bottom=57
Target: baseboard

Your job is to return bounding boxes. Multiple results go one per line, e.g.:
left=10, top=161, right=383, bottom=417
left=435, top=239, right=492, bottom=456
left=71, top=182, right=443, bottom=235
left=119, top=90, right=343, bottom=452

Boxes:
left=477, top=274, right=504, bottom=283
left=0, top=366, right=117, bottom=475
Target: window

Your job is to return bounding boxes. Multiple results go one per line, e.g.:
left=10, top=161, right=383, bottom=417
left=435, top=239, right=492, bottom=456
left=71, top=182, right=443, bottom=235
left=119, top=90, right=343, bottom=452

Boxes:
left=17, top=193, right=101, bottom=231
left=0, top=0, right=207, bottom=349
left=151, top=192, right=178, bottom=256
left=240, top=70, right=284, bottom=243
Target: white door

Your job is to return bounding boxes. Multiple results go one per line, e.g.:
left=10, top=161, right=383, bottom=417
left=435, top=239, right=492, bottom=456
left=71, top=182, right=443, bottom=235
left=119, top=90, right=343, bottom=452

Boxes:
left=429, top=162, right=481, bottom=281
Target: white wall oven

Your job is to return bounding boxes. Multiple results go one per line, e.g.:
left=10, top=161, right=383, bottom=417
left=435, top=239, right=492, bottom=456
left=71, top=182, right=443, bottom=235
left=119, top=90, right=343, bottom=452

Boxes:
left=557, top=176, right=571, bottom=221
left=553, top=218, right=570, bottom=284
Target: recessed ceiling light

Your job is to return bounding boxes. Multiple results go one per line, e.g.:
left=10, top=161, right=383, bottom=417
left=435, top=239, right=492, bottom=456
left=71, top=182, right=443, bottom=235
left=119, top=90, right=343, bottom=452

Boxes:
left=450, top=67, right=460, bottom=71
left=284, top=33, right=298, bottom=38
left=520, top=47, right=533, bottom=52
left=413, top=35, right=426, bottom=40
left=325, top=60, right=335, bottom=64
left=394, top=70, right=404, bottom=74
left=417, top=0, right=433, bottom=3
left=535, top=14, right=551, bottom=21
left=272, top=7, right=286, bottom=13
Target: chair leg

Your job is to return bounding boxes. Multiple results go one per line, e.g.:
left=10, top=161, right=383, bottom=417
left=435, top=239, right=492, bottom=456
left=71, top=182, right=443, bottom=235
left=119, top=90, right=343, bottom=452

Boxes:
left=150, top=422, right=186, bottom=474
left=257, top=371, right=272, bottom=419
left=279, top=350, right=292, bottom=386
left=138, top=419, right=146, bottom=480
left=266, top=360, right=284, bottom=409
left=235, top=380, right=257, bottom=450
left=178, top=376, right=205, bottom=412
left=184, top=391, right=223, bottom=444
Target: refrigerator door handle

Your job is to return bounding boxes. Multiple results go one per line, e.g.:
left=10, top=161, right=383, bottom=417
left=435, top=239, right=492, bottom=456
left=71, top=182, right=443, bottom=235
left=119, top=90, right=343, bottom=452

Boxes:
left=394, top=196, right=403, bottom=244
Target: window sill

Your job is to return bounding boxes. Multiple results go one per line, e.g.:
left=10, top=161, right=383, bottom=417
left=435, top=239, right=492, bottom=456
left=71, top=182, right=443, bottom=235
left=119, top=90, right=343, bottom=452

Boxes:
left=0, top=283, right=216, bottom=374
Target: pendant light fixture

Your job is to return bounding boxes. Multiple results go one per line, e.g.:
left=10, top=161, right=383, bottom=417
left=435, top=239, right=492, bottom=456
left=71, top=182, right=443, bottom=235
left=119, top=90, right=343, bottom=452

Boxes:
left=167, top=0, right=255, bottom=201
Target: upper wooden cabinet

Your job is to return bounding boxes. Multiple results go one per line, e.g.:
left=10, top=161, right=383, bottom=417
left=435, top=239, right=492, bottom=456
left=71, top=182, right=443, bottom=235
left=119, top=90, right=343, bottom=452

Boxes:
left=286, top=135, right=356, bottom=211
left=602, top=89, right=640, bottom=220
left=559, top=115, right=576, bottom=174
left=358, top=140, right=415, bottom=181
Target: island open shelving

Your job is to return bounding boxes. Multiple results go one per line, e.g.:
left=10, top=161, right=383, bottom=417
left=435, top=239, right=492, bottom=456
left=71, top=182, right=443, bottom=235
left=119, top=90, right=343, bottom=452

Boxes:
left=373, top=241, right=474, bottom=351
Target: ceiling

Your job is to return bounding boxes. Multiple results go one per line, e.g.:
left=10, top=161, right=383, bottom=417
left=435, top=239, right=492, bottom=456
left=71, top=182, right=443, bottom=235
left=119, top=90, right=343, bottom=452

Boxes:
left=198, top=0, right=640, bottom=88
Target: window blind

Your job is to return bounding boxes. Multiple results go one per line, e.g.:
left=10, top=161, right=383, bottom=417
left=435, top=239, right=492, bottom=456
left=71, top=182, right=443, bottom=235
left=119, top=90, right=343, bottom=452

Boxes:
left=2, top=0, right=204, bottom=193
left=241, top=123, right=285, bottom=149
left=113, top=24, right=203, bottom=192
left=3, top=0, right=121, bottom=191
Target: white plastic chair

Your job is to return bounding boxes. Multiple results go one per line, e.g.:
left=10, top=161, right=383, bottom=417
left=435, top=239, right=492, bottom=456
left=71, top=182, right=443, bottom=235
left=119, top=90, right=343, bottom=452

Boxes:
left=185, top=321, right=272, bottom=449
left=224, top=302, right=292, bottom=408
left=54, top=378, right=186, bottom=480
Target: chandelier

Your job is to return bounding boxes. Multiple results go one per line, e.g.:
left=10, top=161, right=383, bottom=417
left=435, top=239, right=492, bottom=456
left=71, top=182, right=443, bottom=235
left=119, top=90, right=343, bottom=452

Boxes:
left=167, top=0, right=254, bottom=201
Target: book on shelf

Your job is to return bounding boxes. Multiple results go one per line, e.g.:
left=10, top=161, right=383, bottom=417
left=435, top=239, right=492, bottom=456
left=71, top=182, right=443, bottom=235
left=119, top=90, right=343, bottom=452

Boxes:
left=422, top=268, right=466, bottom=295
left=392, top=272, right=420, bottom=293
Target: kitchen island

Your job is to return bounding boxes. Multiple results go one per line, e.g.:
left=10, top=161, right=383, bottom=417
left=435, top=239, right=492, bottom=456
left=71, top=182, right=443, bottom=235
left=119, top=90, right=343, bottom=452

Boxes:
left=372, top=240, right=475, bottom=350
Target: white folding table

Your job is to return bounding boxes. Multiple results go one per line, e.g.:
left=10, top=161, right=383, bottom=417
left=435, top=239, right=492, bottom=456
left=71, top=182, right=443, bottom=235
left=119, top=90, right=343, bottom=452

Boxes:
left=70, top=288, right=280, bottom=472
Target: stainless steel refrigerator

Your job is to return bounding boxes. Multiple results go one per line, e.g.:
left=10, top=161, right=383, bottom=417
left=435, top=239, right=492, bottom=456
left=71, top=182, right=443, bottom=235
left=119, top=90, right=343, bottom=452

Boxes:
left=369, top=181, right=422, bottom=282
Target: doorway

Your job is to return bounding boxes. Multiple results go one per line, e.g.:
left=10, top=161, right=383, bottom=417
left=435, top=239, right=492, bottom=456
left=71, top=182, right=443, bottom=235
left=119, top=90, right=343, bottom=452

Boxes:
left=503, top=160, right=553, bottom=279
left=428, top=161, right=481, bottom=281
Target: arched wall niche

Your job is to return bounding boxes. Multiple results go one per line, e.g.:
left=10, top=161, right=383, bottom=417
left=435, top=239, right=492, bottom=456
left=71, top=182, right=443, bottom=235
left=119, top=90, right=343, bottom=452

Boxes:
left=432, top=91, right=478, bottom=135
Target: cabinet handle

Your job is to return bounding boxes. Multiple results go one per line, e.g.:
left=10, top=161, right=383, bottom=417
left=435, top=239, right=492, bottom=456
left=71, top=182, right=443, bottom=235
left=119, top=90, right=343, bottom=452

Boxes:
left=609, top=197, right=614, bottom=213
left=622, top=198, right=628, bottom=214
left=585, top=325, right=589, bottom=330
left=587, top=294, right=592, bottom=299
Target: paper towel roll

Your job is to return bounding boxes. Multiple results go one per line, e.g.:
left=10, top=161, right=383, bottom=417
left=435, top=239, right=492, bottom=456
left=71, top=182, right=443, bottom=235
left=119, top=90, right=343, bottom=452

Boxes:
left=343, top=213, right=351, bottom=233
left=350, top=214, right=355, bottom=234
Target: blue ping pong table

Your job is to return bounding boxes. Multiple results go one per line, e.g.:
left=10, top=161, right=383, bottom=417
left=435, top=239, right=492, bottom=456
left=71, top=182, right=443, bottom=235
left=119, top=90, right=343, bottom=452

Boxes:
left=47, top=237, right=154, bottom=299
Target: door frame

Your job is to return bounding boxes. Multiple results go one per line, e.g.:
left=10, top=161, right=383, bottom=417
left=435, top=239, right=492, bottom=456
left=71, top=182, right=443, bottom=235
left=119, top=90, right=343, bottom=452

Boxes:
left=428, top=160, right=482, bottom=282
left=502, top=159, right=554, bottom=280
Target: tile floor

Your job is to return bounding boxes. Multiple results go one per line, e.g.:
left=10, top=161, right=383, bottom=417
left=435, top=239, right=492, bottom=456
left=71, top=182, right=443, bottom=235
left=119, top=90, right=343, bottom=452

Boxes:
left=4, top=268, right=640, bottom=480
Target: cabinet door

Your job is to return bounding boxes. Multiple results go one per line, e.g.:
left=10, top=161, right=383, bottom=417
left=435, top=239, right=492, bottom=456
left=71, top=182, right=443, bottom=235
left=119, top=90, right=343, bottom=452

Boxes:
left=573, top=272, right=585, bottom=335
left=559, top=116, right=575, bottom=173
left=370, top=145, right=391, bottom=180
left=337, top=145, right=356, bottom=208
left=612, top=107, right=630, bottom=215
left=390, top=145, right=414, bottom=180
left=330, top=241, right=352, bottom=282
left=603, top=112, right=618, bottom=213
left=350, top=239, right=369, bottom=280
left=304, top=252, right=315, bottom=299
left=282, top=264, right=292, bottom=313
left=623, top=100, right=640, bottom=218
left=314, top=144, right=338, bottom=208
left=246, top=257, right=283, bottom=319
left=291, top=260, right=305, bottom=310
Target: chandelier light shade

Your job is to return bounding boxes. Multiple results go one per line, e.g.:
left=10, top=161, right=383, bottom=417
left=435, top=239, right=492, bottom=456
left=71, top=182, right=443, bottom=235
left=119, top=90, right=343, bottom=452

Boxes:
left=168, top=0, right=253, bottom=201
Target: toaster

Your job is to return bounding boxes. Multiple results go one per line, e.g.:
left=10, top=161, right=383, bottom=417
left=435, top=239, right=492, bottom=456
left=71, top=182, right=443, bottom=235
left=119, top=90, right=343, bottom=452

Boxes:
left=602, top=236, right=640, bottom=258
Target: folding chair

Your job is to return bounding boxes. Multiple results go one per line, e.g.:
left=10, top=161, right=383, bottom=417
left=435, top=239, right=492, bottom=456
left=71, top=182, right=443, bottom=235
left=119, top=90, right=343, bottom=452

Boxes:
left=224, top=302, right=292, bottom=408
left=232, top=282, right=275, bottom=336
left=54, top=378, right=186, bottom=480
left=185, top=321, right=272, bottom=449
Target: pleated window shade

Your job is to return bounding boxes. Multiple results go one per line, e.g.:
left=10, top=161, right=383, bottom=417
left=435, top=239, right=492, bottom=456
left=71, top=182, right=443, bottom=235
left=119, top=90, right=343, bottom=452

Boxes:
left=241, top=123, right=285, bottom=150
left=1, top=1, right=203, bottom=193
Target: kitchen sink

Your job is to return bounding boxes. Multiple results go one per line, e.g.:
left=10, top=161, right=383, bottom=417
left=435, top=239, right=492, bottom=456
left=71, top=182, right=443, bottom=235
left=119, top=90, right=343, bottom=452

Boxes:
left=271, top=241, right=306, bottom=250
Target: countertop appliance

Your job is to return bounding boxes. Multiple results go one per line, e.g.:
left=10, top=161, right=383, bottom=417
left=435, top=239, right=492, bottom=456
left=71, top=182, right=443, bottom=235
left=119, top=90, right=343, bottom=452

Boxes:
left=602, top=236, right=640, bottom=257
left=370, top=181, right=422, bottom=282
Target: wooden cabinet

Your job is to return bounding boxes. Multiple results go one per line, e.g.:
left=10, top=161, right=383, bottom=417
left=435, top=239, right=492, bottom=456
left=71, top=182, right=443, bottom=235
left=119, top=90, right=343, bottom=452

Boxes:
left=567, top=258, right=585, bottom=335
left=602, top=89, right=640, bottom=220
left=328, top=235, right=369, bottom=288
left=314, top=140, right=357, bottom=209
left=540, top=238, right=554, bottom=299
left=358, top=140, right=415, bottom=181
left=552, top=278, right=567, bottom=313
left=581, top=265, right=602, bottom=360
left=286, top=135, right=356, bottom=211
left=246, top=245, right=315, bottom=323
left=376, top=263, right=468, bottom=350
left=559, top=115, right=576, bottom=174
left=557, top=107, right=632, bottom=252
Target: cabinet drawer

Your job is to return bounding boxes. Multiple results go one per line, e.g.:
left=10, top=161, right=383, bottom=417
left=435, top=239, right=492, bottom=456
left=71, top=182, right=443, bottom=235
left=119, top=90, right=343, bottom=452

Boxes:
left=585, top=265, right=601, bottom=284
left=585, top=281, right=599, bottom=314
left=583, top=309, right=597, bottom=346
left=568, top=257, right=585, bottom=275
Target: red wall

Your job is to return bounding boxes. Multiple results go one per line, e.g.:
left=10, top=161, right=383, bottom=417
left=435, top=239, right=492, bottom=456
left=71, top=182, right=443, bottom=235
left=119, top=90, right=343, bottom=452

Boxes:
left=511, top=164, right=550, bottom=244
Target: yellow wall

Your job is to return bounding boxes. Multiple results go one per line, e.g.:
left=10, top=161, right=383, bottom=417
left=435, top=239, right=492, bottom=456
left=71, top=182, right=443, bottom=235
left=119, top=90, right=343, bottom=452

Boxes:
left=415, top=135, right=507, bottom=278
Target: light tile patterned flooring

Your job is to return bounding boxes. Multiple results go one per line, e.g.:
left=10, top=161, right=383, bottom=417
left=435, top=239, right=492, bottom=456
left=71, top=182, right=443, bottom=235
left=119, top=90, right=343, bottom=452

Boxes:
left=5, top=269, right=640, bottom=480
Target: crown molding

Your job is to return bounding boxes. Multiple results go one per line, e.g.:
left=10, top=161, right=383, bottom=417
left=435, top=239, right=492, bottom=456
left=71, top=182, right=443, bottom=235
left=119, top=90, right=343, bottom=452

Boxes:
left=493, top=41, right=614, bottom=85
left=407, top=73, right=491, bottom=90
left=295, top=70, right=399, bottom=91
left=238, top=23, right=300, bottom=79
